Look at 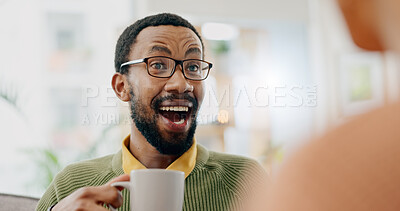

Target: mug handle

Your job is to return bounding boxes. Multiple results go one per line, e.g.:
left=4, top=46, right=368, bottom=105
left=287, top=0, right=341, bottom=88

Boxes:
left=108, top=181, right=131, bottom=211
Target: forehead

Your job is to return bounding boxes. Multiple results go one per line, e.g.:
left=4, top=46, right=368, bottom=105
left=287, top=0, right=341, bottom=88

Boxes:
left=131, top=25, right=202, bottom=57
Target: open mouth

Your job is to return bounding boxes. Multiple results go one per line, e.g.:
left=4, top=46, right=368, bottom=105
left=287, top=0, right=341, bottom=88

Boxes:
left=159, top=106, right=192, bottom=125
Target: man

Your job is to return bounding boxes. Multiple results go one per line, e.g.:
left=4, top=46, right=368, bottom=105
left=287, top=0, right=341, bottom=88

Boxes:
left=257, top=0, right=400, bottom=210
left=36, top=13, right=265, bottom=211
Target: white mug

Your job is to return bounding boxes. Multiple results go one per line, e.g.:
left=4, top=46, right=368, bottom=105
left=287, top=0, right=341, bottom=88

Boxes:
left=111, top=169, right=185, bottom=211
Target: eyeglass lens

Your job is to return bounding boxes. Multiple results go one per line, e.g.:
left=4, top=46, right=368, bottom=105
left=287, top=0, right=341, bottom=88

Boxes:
left=147, top=57, right=209, bottom=79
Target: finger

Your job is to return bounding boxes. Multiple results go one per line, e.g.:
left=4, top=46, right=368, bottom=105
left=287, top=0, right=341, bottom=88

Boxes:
left=101, top=186, right=123, bottom=209
left=106, top=174, right=130, bottom=191
left=81, top=174, right=129, bottom=209
left=55, top=197, right=111, bottom=211
left=76, top=186, right=123, bottom=208
left=81, top=202, right=110, bottom=211
left=106, top=174, right=130, bottom=185
left=77, top=201, right=110, bottom=211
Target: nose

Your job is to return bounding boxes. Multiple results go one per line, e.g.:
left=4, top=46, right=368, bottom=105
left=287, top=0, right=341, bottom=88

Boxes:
left=164, top=65, right=194, bottom=93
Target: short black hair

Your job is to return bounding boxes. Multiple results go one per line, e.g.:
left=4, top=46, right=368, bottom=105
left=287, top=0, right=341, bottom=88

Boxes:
left=114, top=13, right=204, bottom=74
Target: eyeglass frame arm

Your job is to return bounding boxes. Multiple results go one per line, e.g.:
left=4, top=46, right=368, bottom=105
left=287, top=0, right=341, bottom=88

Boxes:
left=120, top=59, right=145, bottom=70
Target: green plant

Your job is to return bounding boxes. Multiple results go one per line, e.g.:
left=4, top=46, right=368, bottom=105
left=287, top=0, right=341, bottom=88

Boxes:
left=211, top=40, right=231, bottom=55
left=27, top=123, right=119, bottom=191
left=23, top=148, right=62, bottom=190
left=0, top=76, right=24, bottom=116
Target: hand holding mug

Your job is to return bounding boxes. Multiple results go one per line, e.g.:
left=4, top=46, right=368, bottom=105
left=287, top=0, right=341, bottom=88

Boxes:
left=51, top=174, right=129, bottom=211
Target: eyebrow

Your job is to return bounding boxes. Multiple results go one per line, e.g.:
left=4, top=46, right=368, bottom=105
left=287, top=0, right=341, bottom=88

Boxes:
left=148, top=45, right=172, bottom=55
left=147, top=45, right=202, bottom=58
left=185, top=47, right=202, bottom=57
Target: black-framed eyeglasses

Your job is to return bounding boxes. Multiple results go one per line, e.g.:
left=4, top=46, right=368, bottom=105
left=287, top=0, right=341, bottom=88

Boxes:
left=120, top=56, right=213, bottom=81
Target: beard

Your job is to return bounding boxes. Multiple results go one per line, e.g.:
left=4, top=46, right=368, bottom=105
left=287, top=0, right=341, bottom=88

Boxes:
left=129, top=89, right=198, bottom=156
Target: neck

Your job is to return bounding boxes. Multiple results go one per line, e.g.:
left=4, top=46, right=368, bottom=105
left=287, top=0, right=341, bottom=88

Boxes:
left=129, top=126, right=179, bottom=169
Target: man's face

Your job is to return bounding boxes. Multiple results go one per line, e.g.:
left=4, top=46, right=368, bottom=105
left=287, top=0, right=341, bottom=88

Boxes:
left=126, top=25, right=205, bottom=155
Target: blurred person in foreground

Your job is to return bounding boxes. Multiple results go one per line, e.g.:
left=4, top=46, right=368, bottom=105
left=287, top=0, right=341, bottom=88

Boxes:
left=36, top=13, right=265, bottom=211
left=248, top=0, right=400, bottom=210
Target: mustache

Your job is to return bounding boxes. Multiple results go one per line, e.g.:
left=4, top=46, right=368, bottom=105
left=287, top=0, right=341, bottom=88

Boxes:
left=152, top=93, right=198, bottom=112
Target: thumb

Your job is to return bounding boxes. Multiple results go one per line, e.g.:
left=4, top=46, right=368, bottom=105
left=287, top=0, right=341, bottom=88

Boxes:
left=106, top=174, right=130, bottom=191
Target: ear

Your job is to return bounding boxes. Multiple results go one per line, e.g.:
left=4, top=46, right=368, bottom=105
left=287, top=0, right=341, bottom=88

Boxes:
left=111, top=73, right=131, bottom=102
left=337, top=0, right=383, bottom=51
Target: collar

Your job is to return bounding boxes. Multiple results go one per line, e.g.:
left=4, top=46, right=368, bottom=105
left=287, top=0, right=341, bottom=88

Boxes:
left=121, top=135, right=197, bottom=178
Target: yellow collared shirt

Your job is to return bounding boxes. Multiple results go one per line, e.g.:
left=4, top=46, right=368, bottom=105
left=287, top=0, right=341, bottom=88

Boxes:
left=121, top=135, right=197, bottom=178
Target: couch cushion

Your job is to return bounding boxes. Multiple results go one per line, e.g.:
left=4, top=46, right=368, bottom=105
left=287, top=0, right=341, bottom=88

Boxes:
left=0, top=193, right=39, bottom=211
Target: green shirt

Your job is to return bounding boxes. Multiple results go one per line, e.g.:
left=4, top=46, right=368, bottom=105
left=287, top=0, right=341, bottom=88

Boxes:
left=36, top=144, right=265, bottom=211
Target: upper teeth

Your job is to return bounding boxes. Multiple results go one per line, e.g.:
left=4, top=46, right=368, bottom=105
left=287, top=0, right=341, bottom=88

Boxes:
left=160, top=106, right=189, bottom=112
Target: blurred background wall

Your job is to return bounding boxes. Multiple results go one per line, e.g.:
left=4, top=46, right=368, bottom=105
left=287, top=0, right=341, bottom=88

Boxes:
left=1, top=0, right=399, bottom=197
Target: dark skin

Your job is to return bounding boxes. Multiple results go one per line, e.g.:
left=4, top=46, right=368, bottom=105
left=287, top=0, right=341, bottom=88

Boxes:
left=52, top=174, right=129, bottom=211
left=112, top=25, right=204, bottom=169
left=53, top=25, right=205, bottom=210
